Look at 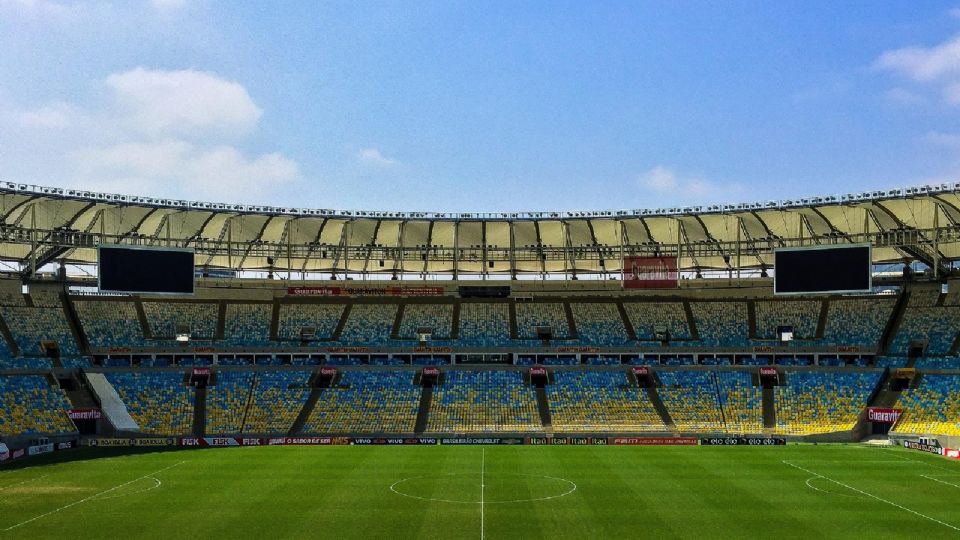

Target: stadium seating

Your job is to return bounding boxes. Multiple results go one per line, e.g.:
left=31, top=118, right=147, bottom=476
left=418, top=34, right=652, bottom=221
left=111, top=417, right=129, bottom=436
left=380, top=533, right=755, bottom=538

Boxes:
left=427, top=370, right=542, bottom=433
left=277, top=303, right=345, bottom=341
left=774, top=370, right=880, bottom=435
left=104, top=371, right=194, bottom=435
left=222, top=304, right=272, bottom=347
left=623, top=302, right=691, bottom=340
left=547, top=370, right=665, bottom=432
left=570, top=303, right=630, bottom=346
left=2, top=306, right=80, bottom=355
left=893, top=374, right=960, bottom=436
left=243, top=370, right=313, bottom=434
left=337, top=304, right=397, bottom=346
left=658, top=370, right=725, bottom=431
left=0, top=357, right=53, bottom=370
left=399, top=304, right=453, bottom=339
left=690, top=302, right=750, bottom=347
left=0, top=374, right=76, bottom=436
left=913, top=357, right=960, bottom=370
left=75, top=300, right=144, bottom=348
left=822, top=298, right=895, bottom=347
left=754, top=300, right=820, bottom=340
left=142, top=301, right=218, bottom=340
left=205, top=370, right=256, bottom=434
left=458, top=302, right=511, bottom=347
left=305, top=370, right=420, bottom=433
left=889, top=307, right=960, bottom=355
left=714, top=370, right=763, bottom=433
left=515, top=302, right=570, bottom=339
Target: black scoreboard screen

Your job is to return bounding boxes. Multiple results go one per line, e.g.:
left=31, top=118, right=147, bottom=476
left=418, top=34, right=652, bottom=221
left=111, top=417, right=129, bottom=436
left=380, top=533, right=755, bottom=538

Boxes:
left=774, top=245, right=871, bottom=295
left=98, top=246, right=195, bottom=294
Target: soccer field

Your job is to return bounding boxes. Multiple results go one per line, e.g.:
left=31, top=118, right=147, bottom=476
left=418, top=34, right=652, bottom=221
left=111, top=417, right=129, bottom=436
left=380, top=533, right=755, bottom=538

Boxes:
left=2, top=444, right=959, bottom=539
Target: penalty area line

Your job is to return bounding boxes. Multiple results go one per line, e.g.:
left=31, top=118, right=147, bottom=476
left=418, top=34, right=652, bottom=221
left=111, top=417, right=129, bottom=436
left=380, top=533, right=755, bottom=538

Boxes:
left=2, top=461, right=186, bottom=532
left=783, top=460, right=960, bottom=533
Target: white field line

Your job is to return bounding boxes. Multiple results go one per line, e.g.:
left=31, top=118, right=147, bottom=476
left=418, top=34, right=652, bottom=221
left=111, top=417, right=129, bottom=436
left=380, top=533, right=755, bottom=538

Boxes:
left=922, top=475, right=960, bottom=489
left=480, top=448, right=485, bottom=540
left=803, top=476, right=862, bottom=499
left=783, top=460, right=960, bottom=533
left=2, top=461, right=186, bottom=532
left=0, top=474, right=49, bottom=490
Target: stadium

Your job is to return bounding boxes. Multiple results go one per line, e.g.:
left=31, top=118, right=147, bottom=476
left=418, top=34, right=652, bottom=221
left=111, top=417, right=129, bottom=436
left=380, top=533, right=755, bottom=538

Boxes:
left=2, top=181, right=960, bottom=537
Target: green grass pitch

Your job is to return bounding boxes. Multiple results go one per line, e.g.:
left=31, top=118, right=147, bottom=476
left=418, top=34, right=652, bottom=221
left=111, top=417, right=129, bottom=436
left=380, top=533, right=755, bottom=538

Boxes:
left=2, top=444, right=960, bottom=539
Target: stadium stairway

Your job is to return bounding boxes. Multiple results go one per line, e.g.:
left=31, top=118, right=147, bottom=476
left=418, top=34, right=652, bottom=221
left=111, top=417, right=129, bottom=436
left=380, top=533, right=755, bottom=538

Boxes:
left=762, top=387, right=776, bottom=430
left=646, top=383, right=675, bottom=431
left=414, top=386, right=433, bottom=434
left=289, top=386, right=324, bottom=436
left=62, top=293, right=90, bottom=355
left=853, top=369, right=899, bottom=440
left=615, top=302, right=638, bottom=340
left=878, top=292, right=910, bottom=355
left=192, top=386, right=207, bottom=437
left=534, top=387, right=553, bottom=434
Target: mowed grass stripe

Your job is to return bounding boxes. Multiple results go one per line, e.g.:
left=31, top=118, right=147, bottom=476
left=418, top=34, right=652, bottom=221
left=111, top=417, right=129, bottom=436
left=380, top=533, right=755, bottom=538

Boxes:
left=2, top=445, right=960, bottom=539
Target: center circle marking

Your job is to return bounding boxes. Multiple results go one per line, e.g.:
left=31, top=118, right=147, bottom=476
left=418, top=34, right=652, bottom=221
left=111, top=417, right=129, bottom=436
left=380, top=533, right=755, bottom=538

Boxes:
left=390, top=472, right=576, bottom=504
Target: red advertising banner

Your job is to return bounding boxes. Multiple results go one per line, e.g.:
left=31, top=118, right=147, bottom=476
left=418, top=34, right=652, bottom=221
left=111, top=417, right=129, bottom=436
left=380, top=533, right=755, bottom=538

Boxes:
left=68, top=408, right=102, bottom=420
left=192, top=368, right=211, bottom=377
left=623, top=256, right=679, bottom=289
left=530, top=366, right=547, bottom=376
left=867, top=407, right=902, bottom=424
left=944, top=448, right=960, bottom=460
left=422, top=367, right=440, bottom=376
left=609, top=437, right=698, bottom=446
left=759, top=367, right=778, bottom=377
left=266, top=437, right=350, bottom=446
left=320, top=367, right=337, bottom=376
left=632, top=366, right=650, bottom=376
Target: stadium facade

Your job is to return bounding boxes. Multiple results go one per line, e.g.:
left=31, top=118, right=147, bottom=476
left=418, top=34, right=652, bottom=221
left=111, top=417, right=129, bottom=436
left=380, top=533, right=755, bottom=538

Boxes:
left=2, top=182, right=960, bottom=462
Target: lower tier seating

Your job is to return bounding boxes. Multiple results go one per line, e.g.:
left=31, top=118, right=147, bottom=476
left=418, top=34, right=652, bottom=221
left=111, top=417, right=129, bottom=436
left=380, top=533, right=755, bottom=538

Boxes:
left=304, top=371, right=420, bottom=434
left=427, top=370, right=542, bottom=433
left=547, top=370, right=664, bottom=432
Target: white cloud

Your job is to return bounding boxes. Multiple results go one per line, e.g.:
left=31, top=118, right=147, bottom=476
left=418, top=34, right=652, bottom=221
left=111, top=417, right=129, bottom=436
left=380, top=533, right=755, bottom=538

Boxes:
left=16, top=102, right=78, bottom=129
left=884, top=87, right=926, bottom=106
left=70, top=139, right=298, bottom=202
left=150, top=0, right=186, bottom=15
left=875, top=36, right=960, bottom=82
left=357, top=147, right=397, bottom=167
left=106, top=67, right=262, bottom=137
left=638, top=165, right=737, bottom=202
left=2, top=67, right=302, bottom=204
left=0, top=0, right=75, bottom=19
left=639, top=165, right=677, bottom=191
left=951, top=7, right=960, bottom=19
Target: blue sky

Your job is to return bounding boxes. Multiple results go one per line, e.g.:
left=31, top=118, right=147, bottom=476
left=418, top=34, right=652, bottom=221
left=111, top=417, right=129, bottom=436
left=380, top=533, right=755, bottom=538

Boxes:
left=2, top=1, right=960, bottom=212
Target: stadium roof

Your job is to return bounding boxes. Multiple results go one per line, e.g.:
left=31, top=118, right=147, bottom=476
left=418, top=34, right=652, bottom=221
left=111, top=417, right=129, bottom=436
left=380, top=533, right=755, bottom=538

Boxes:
left=1, top=182, right=959, bottom=277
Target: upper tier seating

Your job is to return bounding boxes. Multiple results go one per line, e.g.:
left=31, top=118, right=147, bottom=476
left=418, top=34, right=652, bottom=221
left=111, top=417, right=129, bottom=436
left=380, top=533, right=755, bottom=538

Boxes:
left=889, top=307, right=960, bottom=355
left=143, top=302, right=218, bottom=340
left=571, top=303, right=631, bottom=346
left=690, top=302, right=750, bottom=347
left=892, top=374, right=960, bottom=436
left=774, top=371, right=881, bottom=435
left=427, top=370, right=542, bottom=433
left=458, top=302, right=511, bottom=347
left=623, top=302, right=691, bottom=340
left=398, top=304, right=453, bottom=339
left=305, top=370, right=420, bottom=434
left=547, top=370, right=665, bottom=432
left=222, top=304, right=272, bottom=347
left=2, top=306, right=79, bottom=355
left=0, top=374, right=76, bottom=436
left=822, top=298, right=895, bottom=348
left=754, top=300, right=820, bottom=340
left=515, top=302, right=570, bottom=339
left=104, top=371, right=194, bottom=435
left=205, top=370, right=256, bottom=434
left=75, top=300, right=144, bottom=349
left=277, top=303, right=345, bottom=341
left=337, top=304, right=397, bottom=346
